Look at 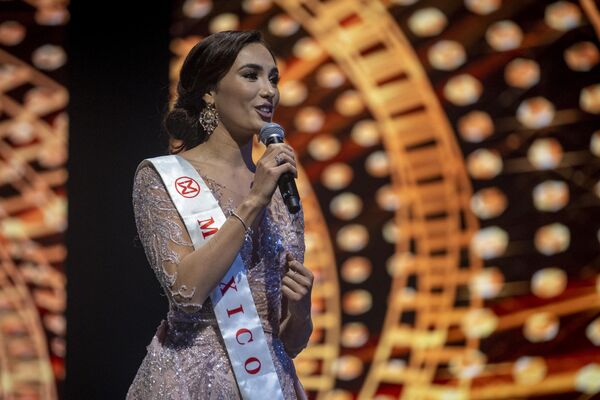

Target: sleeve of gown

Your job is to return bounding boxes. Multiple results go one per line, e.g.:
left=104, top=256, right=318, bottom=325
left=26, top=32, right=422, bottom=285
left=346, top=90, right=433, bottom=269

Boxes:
left=132, top=163, right=204, bottom=313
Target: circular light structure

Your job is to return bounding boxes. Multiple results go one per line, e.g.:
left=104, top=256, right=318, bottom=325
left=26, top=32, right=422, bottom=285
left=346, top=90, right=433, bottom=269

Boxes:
left=376, top=185, right=400, bottom=211
left=513, top=356, right=547, bottom=385
left=531, top=267, right=567, bottom=298
left=505, top=58, right=540, bottom=89
left=208, top=13, right=239, bottom=32
left=336, top=224, right=369, bottom=252
left=308, top=135, right=341, bottom=161
left=0, top=21, right=26, bottom=46
left=527, top=138, right=563, bottom=170
left=351, top=120, right=380, bottom=147
left=458, top=110, right=494, bottom=142
left=564, top=42, right=600, bottom=72
left=465, top=0, right=501, bottom=15
left=341, top=257, right=372, bottom=284
left=545, top=1, right=581, bottom=31
left=279, top=80, right=308, bottom=106
left=365, top=151, right=390, bottom=177
left=293, top=37, right=324, bottom=60
left=469, top=267, right=505, bottom=299
left=321, top=163, right=353, bottom=190
left=524, top=312, right=560, bottom=342
left=575, top=364, right=600, bottom=394
left=443, top=74, right=483, bottom=106
left=182, top=0, right=212, bottom=18
left=334, top=355, right=364, bottom=381
left=470, top=187, right=508, bottom=219
left=335, top=90, right=364, bottom=116
left=466, top=149, right=503, bottom=180
left=449, top=349, right=487, bottom=379
left=533, top=180, right=569, bottom=211
left=591, top=130, right=600, bottom=157
left=471, top=226, right=509, bottom=259
left=408, top=8, right=448, bottom=37
left=461, top=308, right=498, bottom=338
left=428, top=40, right=466, bottom=71
left=32, top=45, right=67, bottom=71
left=534, top=223, right=570, bottom=255
left=485, top=20, right=523, bottom=51
left=242, top=0, right=272, bottom=14
left=586, top=317, right=600, bottom=346
left=342, top=289, right=373, bottom=315
left=316, top=63, right=346, bottom=88
left=580, top=84, right=600, bottom=114
left=269, top=14, right=300, bottom=37
left=341, top=322, right=369, bottom=348
left=294, top=106, right=325, bottom=133
left=517, top=97, right=556, bottom=129
left=330, top=192, right=363, bottom=220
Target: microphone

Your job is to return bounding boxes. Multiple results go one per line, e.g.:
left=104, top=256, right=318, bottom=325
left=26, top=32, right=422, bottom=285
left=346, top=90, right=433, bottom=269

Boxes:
left=259, top=122, right=301, bottom=214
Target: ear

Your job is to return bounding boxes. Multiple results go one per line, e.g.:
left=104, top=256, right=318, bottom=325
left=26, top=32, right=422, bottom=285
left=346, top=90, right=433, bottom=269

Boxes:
left=202, top=91, right=215, bottom=104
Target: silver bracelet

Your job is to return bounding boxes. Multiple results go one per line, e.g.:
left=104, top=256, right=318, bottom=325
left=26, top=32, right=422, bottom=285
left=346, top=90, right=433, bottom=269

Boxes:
left=230, top=210, right=254, bottom=238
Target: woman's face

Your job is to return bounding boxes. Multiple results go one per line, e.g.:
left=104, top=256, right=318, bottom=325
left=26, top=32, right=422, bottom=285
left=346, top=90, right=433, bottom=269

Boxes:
left=205, top=42, right=280, bottom=141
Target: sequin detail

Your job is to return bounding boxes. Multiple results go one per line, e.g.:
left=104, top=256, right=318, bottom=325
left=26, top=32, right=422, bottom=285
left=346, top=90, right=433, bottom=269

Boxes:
left=126, top=163, right=306, bottom=399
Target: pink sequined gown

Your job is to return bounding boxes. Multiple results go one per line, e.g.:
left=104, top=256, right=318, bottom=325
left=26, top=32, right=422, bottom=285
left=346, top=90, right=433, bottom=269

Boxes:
left=126, top=161, right=307, bottom=399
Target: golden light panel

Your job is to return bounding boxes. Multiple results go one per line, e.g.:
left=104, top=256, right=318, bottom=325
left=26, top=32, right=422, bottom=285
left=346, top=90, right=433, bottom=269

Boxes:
left=316, top=63, right=345, bottom=88
left=449, top=349, right=487, bottom=379
left=241, top=0, right=272, bottom=14
left=336, top=224, right=369, bottom=252
left=465, top=0, right=501, bottom=15
left=524, top=312, right=560, bottom=342
left=294, top=106, right=325, bottom=133
left=533, top=180, right=569, bottom=211
left=505, top=58, right=540, bottom=89
left=469, top=267, right=505, bottom=299
left=268, top=14, right=300, bottom=37
left=293, top=37, right=324, bottom=60
left=534, top=223, right=570, bottom=255
left=321, top=162, right=353, bottom=190
left=466, top=149, right=503, bottom=180
left=580, top=84, right=600, bottom=114
left=182, top=0, right=212, bottom=19
left=586, top=317, right=600, bottom=346
left=531, top=267, right=567, bottom=298
left=351, top=120, right=380, bottom=147
left=545, top=1, right=582, bottom=31
left=341, top=322, right=369, bottom=348
left=0, top=21, right=26, bottom=46
left=376, top=185, right=400, bottom=211
left=330, top=192, right=363, bottom=220
left=365, top=151, right=390, bottom=177
left=340, top=257, right=372, bottom=284
left=471, top=226, right=509, bottom=259
left=458, top=110, right=494, bottom=142
left=513, top=356, right=547, bottom=385
left=428, top=40, right=466, bottom=71
left=32, top=45, right=67, bottom=71
left=208, top=13, right=239, bottom=33
left=342, top=289, right=372, bottom=315
left=408, top=8, right=447, bottom=37
left=308, top=134, right=341, bottom=161
left=334, top=355, right=364, bottom=381
left=574, top=364, right=600, bottom=394
left=564, top=41, right=600, bottom=72
left=461, top=308, right=498, bottom=339
left=470, top=187, right=508, bottom=219
left=279, top=80, right=307, bottom=106
left=517, top=97, right=556, bottom=129
left=485, top=20, right=523, bottom=51
left=528, top=138, right=563, bottom=170
left=334, top=90, right=364, bottom=116
left=443, top=74, right=483, bottom=106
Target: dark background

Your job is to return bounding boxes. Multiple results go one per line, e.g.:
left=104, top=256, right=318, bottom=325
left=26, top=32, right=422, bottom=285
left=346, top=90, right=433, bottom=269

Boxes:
left=66, top=2, right=171, bottom=398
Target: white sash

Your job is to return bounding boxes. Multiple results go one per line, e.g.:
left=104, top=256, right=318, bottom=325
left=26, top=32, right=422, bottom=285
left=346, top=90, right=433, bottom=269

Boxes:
left=142, top=155, right=284, bottom=400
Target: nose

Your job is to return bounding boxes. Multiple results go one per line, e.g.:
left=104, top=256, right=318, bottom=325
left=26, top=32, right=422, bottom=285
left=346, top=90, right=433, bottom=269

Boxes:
left=259, top=79, right=276, bottom=100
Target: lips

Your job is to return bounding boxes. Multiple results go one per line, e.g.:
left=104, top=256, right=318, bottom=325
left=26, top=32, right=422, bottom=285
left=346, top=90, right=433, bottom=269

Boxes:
left=255, top=104, right=273, bottom=121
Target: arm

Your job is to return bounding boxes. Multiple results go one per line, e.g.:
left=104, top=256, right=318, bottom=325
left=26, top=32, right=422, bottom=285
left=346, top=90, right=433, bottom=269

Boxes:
left=132, top=143, right=299, bottom=313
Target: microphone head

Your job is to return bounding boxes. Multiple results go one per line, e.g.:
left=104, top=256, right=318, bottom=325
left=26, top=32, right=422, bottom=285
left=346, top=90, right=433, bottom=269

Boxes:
left=259, top=122, right=285, bottom=144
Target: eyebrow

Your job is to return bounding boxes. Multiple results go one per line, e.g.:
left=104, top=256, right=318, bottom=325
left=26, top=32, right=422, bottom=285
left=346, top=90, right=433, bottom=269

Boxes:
left=238, top=63, right=279, bottom=74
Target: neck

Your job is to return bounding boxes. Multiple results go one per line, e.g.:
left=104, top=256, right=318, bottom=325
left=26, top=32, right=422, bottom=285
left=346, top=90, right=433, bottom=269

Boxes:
left=187, top=124, right=255, bottom=171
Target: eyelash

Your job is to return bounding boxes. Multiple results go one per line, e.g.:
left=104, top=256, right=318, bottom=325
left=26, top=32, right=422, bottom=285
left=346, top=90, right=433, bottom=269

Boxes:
left=243, top=72, right=280, bottom=85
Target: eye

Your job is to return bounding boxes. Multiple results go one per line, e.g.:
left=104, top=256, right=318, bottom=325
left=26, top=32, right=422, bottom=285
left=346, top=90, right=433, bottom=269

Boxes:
left=243, top=72, right=258, bottom=80
left=270, top=75, right=280, bottom=85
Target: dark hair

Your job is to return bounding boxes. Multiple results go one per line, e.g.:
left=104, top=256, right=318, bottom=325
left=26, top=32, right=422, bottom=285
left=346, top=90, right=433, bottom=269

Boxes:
left=164, top=30, right=275, bottom=153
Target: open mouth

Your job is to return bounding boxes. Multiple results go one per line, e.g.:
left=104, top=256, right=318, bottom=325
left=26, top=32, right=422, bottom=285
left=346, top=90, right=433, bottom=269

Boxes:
left=255, top=105, right=273, bottom=121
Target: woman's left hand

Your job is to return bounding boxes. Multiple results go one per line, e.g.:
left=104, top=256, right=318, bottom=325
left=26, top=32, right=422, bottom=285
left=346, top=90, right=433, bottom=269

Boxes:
left=282, top=252, right=313, bottom=320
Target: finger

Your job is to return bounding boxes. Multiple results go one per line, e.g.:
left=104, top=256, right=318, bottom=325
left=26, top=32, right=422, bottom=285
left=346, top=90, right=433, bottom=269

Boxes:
left=273, top=163, right=297, bottom=178
left=282, top=275, right=308, bottom=294
left=274, top=153, right=296, bottom=168
left=282, top=285, right=302, bottom=302
left=287, top=259, right=314, bottom=282
left=286, top=270, right=312, bottom=288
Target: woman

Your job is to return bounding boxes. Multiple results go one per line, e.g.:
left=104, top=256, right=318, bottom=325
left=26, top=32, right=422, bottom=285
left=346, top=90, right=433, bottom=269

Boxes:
left=127, top=30, right=313, bottom=399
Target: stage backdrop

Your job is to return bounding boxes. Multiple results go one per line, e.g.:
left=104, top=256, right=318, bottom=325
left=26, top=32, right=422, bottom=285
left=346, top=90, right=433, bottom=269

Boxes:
left=2, top=0, right=600, bottom=399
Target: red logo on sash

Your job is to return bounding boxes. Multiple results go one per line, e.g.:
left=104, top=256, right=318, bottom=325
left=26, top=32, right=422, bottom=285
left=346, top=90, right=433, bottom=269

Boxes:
left=175, top=176, right=200, bottom=198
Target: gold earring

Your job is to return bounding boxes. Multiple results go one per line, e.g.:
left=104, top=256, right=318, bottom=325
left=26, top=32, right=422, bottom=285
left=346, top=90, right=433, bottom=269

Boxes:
left=198, top=102, right=219, bottom=136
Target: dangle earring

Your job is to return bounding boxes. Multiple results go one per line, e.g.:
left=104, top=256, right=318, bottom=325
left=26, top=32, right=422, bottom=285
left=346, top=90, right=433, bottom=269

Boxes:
left=198, top=102, right=219, bottom=136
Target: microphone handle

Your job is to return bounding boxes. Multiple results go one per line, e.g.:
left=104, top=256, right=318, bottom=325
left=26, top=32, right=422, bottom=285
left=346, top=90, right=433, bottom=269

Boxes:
left=266, top=136, right=301, bottom=214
